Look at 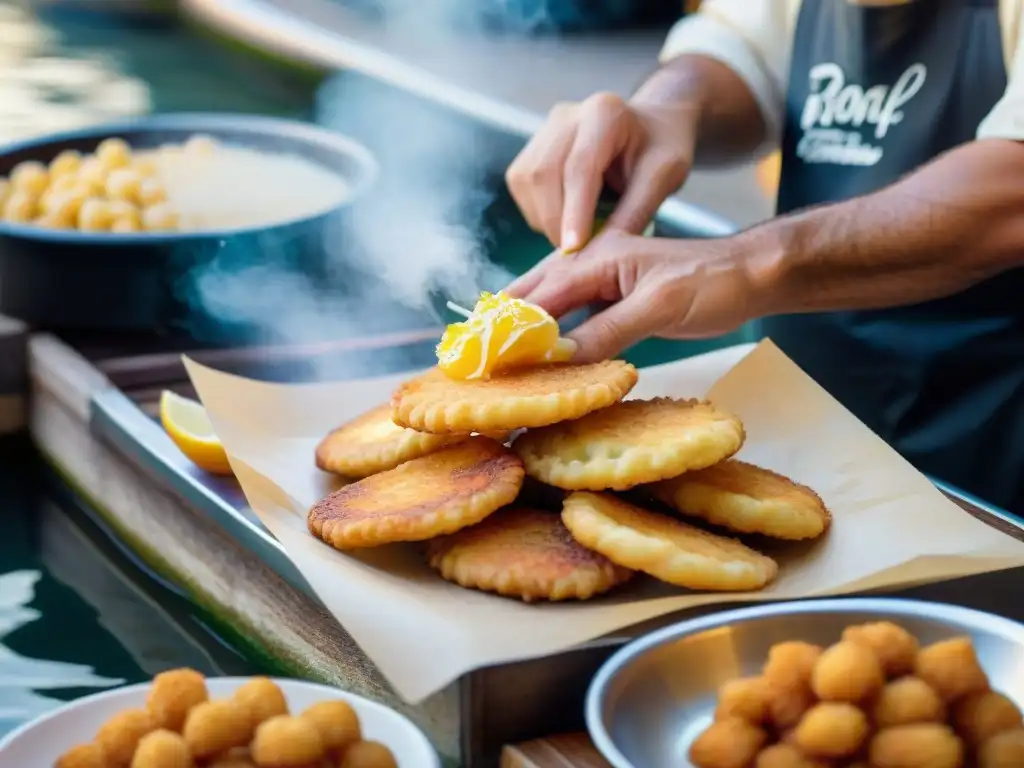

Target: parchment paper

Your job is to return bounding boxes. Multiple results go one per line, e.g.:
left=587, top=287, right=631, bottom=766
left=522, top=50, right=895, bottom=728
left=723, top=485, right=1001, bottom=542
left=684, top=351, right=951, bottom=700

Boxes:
left=184, top=340, right=1024, bottom=703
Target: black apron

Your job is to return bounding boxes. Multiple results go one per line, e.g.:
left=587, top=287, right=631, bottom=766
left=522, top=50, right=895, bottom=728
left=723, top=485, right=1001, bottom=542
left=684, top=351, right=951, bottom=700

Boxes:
left=762, top=0, right=1024, bottom=513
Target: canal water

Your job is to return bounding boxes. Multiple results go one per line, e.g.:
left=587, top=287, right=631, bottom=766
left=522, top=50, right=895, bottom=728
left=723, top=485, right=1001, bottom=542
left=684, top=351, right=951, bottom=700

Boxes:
left=0, top=2, right=312, bottom=738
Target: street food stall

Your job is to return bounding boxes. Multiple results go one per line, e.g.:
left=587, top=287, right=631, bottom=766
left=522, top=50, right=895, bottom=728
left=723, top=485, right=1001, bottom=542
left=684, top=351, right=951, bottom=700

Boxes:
left=1, top=3, right=1024, bottom=768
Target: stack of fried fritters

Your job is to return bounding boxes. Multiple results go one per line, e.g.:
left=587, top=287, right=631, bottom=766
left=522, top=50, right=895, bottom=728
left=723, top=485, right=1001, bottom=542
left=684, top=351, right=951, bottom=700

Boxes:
left=309, top=359, right=830, bottom=603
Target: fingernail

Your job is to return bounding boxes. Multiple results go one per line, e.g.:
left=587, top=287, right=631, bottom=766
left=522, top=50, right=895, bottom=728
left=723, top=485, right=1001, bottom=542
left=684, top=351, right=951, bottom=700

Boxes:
left=561, top=231, right=581, bottom=253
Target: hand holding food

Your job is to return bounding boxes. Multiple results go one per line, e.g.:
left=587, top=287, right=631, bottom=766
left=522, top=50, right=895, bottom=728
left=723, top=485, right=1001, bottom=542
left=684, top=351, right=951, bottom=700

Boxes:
left=54, top=669, right=400, bottom=768
left=689, top=623, right=1024, bottom=768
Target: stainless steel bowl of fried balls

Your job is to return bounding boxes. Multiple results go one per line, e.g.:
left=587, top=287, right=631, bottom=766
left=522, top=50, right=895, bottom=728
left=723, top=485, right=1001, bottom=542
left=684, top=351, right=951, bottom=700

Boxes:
left=54, top=669, right=403, bottom=768
left=0, top=135, right=210, bottom=233
left=586, top=598, right=1024, bottom=768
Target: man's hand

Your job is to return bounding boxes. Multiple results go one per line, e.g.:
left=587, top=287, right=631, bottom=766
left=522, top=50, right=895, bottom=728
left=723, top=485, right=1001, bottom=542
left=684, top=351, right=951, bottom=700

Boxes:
left=506, top=231, right=765, bottom=362
left=505, top=92, right=698, bottom=252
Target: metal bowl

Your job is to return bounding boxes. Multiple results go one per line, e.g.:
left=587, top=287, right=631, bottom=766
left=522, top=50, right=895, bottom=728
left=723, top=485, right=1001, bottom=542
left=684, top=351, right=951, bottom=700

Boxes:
left=0, top=113, right=377, bottom=335
left=586, top=598, right=1024, bottom=768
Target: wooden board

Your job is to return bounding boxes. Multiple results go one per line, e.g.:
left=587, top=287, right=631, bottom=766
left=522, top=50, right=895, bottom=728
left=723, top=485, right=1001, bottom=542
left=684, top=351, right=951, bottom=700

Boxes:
left=501, top=733, right=610, bottom=768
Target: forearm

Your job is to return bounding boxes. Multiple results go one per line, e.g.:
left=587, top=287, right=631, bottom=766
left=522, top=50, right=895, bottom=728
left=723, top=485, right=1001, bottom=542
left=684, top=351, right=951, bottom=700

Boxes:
left=631, top=55, right=767, bottom=164
left=744, top=140, right=1024, bottom=317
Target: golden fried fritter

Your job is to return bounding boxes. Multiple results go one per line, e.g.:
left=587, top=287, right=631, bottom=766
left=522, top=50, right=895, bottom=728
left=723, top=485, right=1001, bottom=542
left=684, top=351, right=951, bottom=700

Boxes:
left=914, top=637, right=990, bottom=702
left=810, top=640, right=885, bottom=703
left=315, top=404, right=474, bottom=478
left=95, top=708, right=154, bottom=767
left=763, top=642, right=822, bottom=692
left=754, top=743, right=828, bottom=768
left=714, top=676, right=773, bottom=724
left=131, top=729, right=193, bottom=768
left=951, top=690, right=1023, bottom=746
left=182, top=700, right=252, bottom=759
left=651, top=460, right=829, bottom=541
left=842, top=621, right=920, bottom=677
left=427, top=507, right=634, bottom=601
left=308, top=438, right=524, bottom=549
left=792, top=702, right=869, bottom=759
left=232, top=677, right=288, bottom=731
left=300, top=700, right=361, bottom=753
left=339, top=740, right=399, bottom=768
left=689, top=717, right=768, bottom=768
left=55, top=743, right=107, bottom=768
left=390, top=361, right=638, bottom=434
left=868, top=723, right=964, bottom=768
left=251, top=715, right=325, bottom=766
left=513, top=397, right=744, bottom=490
left=146, top=668, right=208, bottom=732
left=873, top=677, right=947, bottom=728
left=561, top=491, right=778, bottom=591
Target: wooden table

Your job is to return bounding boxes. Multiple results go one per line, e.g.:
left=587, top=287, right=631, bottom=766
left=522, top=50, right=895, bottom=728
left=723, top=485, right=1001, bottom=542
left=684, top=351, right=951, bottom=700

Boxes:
left=502, top=734, right=610, bottom=768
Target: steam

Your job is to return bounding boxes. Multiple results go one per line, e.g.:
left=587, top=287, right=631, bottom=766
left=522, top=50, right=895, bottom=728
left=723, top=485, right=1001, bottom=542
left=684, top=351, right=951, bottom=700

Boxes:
left=178, top=0, right=559, bottom=379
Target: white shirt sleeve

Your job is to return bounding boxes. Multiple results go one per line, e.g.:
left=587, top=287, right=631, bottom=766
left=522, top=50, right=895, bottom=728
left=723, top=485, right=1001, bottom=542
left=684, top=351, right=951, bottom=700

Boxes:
left=977, top=0, right=1024, bottom=139
left=659, top=0, right=799, bottom=149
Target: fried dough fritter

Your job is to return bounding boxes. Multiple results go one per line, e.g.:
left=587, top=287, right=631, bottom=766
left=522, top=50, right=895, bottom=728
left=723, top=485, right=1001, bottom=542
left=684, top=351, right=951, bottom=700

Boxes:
left=231, top=677, right=288, bottom=731
left=842, top=621, right=920, bottom=677
left=130, top=729, right=193, bottom=768
left=560, top=491, right=778, bottom=591
left=55, top=743, right=107, bottom=768
left=650, top=459, right=830, bottom=541
left=754, top=743, right=828, bottom=768
left=390, top=361, right=638, bottom=434
left=792, top=702, right=869, bottom=759
left=308, top=437, right=524, bottom=549
left=250, top=715, right=325, bottom=767
left=146, top=668, right=208, bottom=732
left=980, top=728, right=1024, bottom=767
left=182, top=700, right=252, bottom=759
left=914, top=636, right=990, bottom=702
left=299, top=700, right=361, bottom=753
left=339, top=740, right=399, bottom=768
left=868, top=723, right=964, bottom=768
left=689, top=717, right=768, bottom=768
left=427, top=507, right=634, bottom=602
left=873, top=676, right=947, bottom=728
left=811, top=640, right=885, bottom=703
left=95, top=708, right=154, bottom=767
left=513, top=397, right=744, bottom=491
left=315, top=403, right=472, bottom=478
left=951, top=690, right=1023, bottom=746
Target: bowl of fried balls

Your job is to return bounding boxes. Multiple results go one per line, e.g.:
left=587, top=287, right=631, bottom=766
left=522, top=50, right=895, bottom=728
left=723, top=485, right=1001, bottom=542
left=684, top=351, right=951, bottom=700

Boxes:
left=586, top=597, right=1024, bottom=768
left=0, top=669, right=439, bottom=768
left=0, top=112, right=377, bottom=332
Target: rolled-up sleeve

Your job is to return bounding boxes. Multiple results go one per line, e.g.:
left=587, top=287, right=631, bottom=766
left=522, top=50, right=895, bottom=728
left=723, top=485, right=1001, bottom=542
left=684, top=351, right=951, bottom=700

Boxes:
left=659, top=0, right=797, bottom=148
left=978, top=5, right=1024, bottom=139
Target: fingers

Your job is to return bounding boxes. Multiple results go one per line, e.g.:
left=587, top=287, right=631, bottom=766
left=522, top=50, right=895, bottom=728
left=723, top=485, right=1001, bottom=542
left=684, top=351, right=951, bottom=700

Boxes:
left=522, top=243, right=621, bottom=319
left=560, top=92, right=631, bottom=252
left=567, top=287, right=664, bottom=363
left=503, top=249, right=560, bottom=298
left=506, top=102, right=578, bottom=247
left=605, top=149, right=690, bottom=235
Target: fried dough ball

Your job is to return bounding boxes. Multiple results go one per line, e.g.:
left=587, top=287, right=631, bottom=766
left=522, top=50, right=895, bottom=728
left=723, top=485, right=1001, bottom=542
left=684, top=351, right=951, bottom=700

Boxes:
left=810, top=640, right=884, bottom=703
left=868, top=723, right=964, bottom=768
left=142, top=202, right=178, bottom=232
left=105, top=168, right=142, bottom=204
left=55, top=742, right=107, bottom=768
left=232, top=677, right=289, bottom=730
left=300, top=700, right=361, bottom=753
left=77, top=157, right=110, bottom=192
left=251, top=715, right=325, bottom=767
left=842, top=621, right=920, bottom=677
left=979, top=728, right=1024, bottom=767
left=138, top=177, right=167, bottom=207
left=689, top=717, right=768, bottom=768
left=10, top=160, right=49, bottom=196
left=131, top=729, right=194, bottom=768
left=146, top=668, right=209, bottom=731
left=49, top=149, right=82, bottom=178
left=763, top=642, right=822, bottom=692
left=97, top=137, right=132, bottom=169
left=78, top=198, right=114, bottom=232
left=3, top=191, right=37, bottom=223
left=873, top=676, right=947, bottom=728
left=753, top=743, right=828, bottom=768
left=182, top=699, right=252, bottom=759
left=340, top=740, right=399, bottom=768
left=914, top=637, right=989, bottom=702
left=951, top=690, right=1023, bottom=746
left=714, top=676, right=772, bottom=724
left=766, top=683, right=816, bottom=732
left=95, top=708, right=155, bottom=767
left=42, top=191, right=86, bottom=227
left=792, top=702, right=869, bottom=759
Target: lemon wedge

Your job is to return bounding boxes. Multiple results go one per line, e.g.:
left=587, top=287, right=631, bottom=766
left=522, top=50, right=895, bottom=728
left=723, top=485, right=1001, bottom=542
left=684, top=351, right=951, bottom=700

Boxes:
left=159, top=390, right=233, bottom=475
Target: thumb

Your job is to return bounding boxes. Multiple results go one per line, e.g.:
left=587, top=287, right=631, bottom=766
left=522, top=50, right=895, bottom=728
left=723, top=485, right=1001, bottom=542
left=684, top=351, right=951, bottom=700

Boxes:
left=566, top=287, right=662, bottom=363
left=606, top=149, right=690, bottom=235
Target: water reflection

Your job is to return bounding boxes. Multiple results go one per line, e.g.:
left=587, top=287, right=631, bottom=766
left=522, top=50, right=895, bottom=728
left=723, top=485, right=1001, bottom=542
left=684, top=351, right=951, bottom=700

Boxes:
left=0, top=2, right=150, bottom=143
left=0, top=570, right=122, bottom=731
